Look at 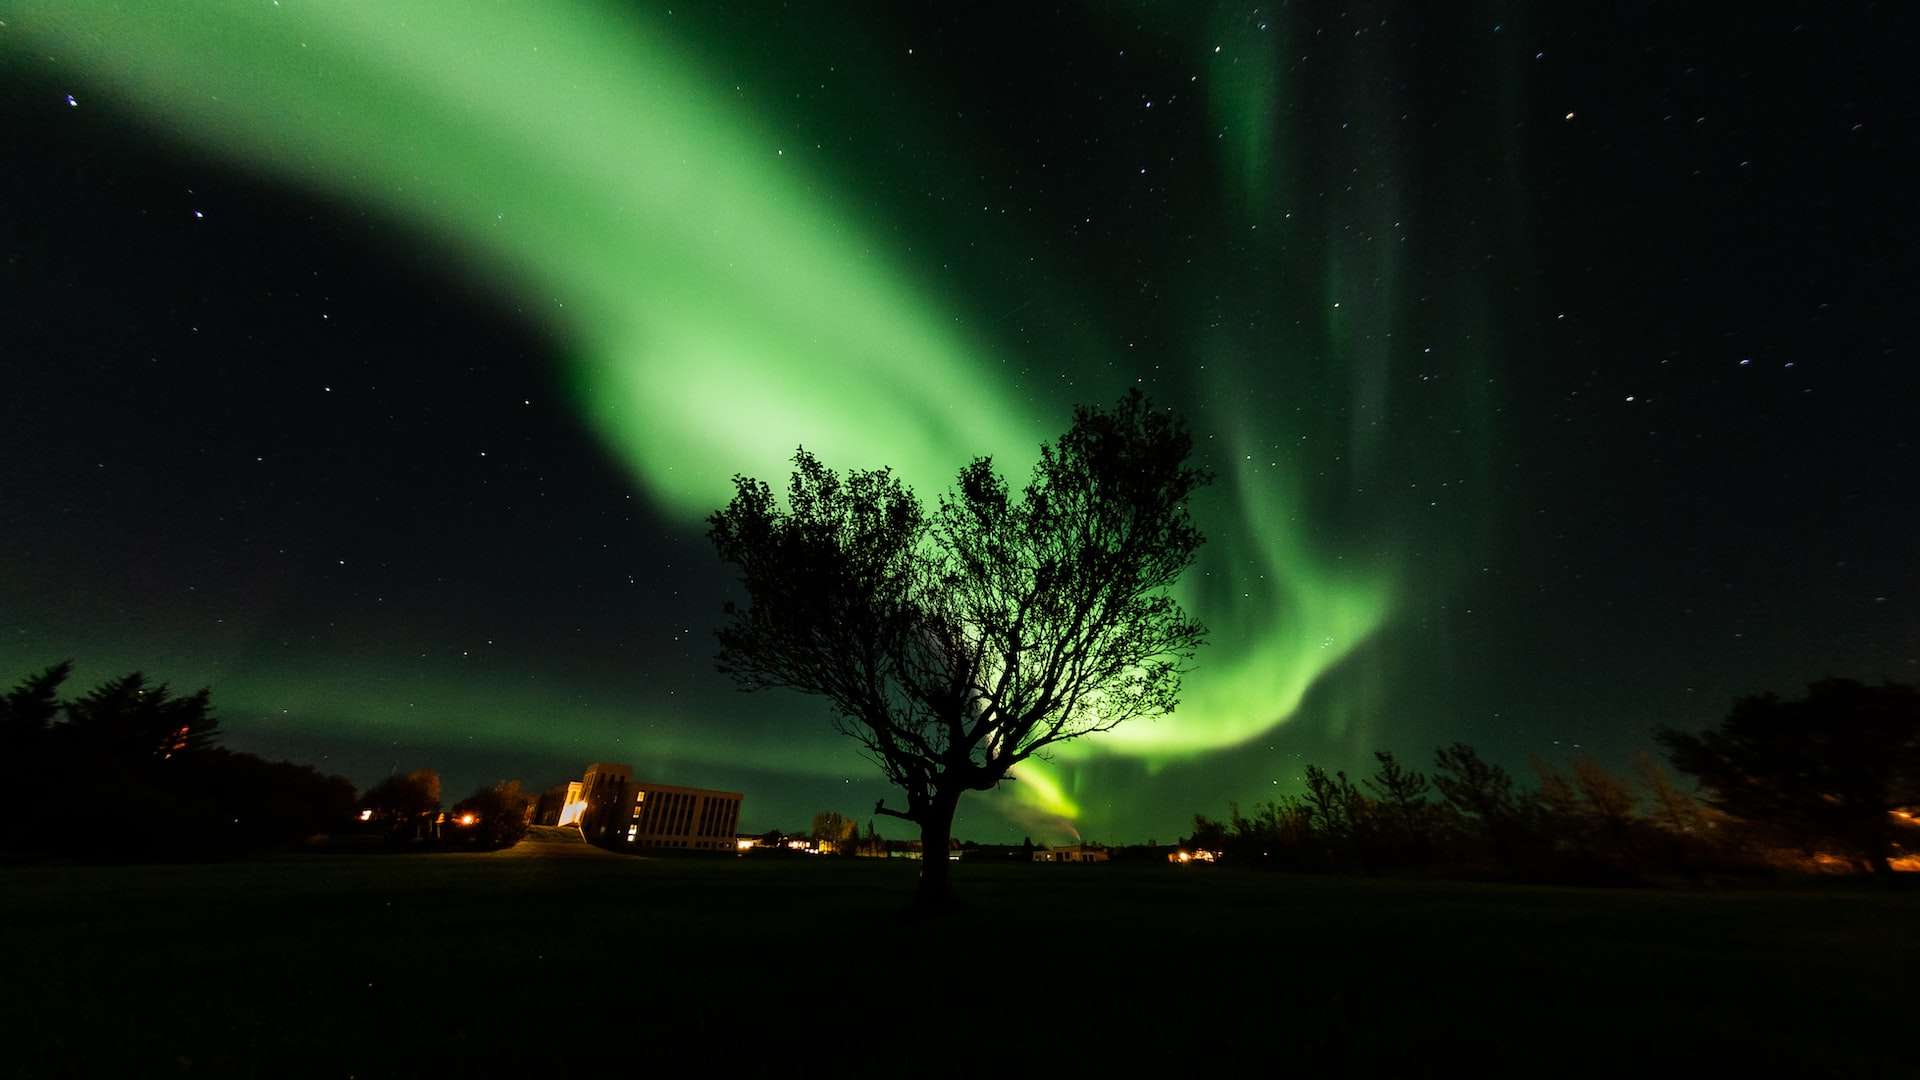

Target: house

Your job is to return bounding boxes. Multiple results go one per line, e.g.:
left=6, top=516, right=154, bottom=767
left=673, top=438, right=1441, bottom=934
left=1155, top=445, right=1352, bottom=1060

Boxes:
left=1033, top=843, right=1109, bottom=863
left=560, top=762, right=744, bottom=853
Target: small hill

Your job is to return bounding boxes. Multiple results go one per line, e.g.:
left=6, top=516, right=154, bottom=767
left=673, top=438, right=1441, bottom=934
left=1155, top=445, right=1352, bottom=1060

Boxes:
left=485, top=824, right=632, bottom=858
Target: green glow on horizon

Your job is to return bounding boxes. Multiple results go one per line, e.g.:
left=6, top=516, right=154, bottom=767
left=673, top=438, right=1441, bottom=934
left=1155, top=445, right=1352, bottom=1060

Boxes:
left=6, top=3, right=1433, bottom=826
left=213, top=662, right=853, bottom=780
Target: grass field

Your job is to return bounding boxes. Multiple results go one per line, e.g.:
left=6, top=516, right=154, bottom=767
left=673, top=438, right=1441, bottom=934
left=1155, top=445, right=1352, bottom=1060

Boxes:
left=3, top=850, right=1912, bottom=1076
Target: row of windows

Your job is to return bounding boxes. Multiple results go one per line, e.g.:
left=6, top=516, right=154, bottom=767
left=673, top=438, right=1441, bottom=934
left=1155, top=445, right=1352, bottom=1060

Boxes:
left=625, top=791, right=741, bottom=845
left=622, top=831, right=730, bottom=850
left=632, top=790, right=707, bottom=836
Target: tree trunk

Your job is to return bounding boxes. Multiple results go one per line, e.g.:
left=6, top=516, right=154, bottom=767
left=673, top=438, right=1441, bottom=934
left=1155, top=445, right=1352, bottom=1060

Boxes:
left=914, top=789, right=963, bottom=910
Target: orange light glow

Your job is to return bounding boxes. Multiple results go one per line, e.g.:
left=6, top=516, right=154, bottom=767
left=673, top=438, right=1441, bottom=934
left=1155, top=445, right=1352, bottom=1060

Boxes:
left=459, top=813, right=477, bottom=826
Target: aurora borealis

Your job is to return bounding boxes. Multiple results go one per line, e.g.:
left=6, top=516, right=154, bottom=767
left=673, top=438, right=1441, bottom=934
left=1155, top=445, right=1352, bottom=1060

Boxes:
left=4, top=4, right=1914, bottom=842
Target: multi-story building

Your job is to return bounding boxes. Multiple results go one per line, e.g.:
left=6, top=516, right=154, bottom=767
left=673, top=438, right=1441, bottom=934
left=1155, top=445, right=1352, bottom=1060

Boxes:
left=558, top=762, right=744, bottom=853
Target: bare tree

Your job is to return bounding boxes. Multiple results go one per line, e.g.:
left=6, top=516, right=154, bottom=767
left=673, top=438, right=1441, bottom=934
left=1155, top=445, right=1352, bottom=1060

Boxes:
left=1433, top=743, right=1527, bottom=868
left=1630, top=748, right=1709, bottom=837
left=1364, top=750, right=1434, bottom=865
left=1572, top=755, right=1640, bottom=861
left=709, top=391, right=1210, bottom=907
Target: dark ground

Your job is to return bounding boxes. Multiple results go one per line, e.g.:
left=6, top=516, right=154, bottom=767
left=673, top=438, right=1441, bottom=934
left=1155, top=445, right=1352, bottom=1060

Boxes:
left=2, top=853, right=1910, bottom=1076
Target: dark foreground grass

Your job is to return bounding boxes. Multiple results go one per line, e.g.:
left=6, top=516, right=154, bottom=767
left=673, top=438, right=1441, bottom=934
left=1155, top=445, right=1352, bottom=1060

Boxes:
left=2, top=854, right=1912, bottom=1077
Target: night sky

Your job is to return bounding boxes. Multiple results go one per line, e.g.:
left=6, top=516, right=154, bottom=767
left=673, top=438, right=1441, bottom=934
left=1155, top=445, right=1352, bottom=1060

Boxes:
left=4, top=3, right=1915, bottom=844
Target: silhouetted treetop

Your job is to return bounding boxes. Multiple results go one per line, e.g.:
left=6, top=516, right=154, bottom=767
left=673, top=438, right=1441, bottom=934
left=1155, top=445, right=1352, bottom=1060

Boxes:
left=0, top=661, right=71, bottom=750
left=709, top=390, right=1210, bottom=907
left=1, top=663, right=354, bottom=858
left=59, top=672, right=220, bottom=760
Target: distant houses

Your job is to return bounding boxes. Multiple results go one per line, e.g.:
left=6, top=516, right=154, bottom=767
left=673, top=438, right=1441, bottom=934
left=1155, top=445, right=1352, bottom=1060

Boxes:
left=549, top=761, right=1138, bottom=863
left=559, top=762, right=743, bottom=853
left=720, top=833, right=1126, bottom=863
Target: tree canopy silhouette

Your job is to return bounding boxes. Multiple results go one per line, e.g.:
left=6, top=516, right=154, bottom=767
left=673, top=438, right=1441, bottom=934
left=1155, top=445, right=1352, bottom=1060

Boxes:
left=361, top=768, right=444, bottom=842
left=709, top=390, right=1210, bottom=907
left=0, top=659, right=69, bottom=754
left=1432, top=742, right=1528, bottom=869
left=60, top=671, right=220, bottom=760
left=1, top=663, right=354, bottom=857
left=1658, top=678, right=1920, bottom=877
left=449, top=780, right=531, bottom=849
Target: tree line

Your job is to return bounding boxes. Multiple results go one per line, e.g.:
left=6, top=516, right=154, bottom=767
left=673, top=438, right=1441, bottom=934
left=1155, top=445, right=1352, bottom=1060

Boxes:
left=1187, top=745, right=1711, bottom=883
left=0, top=662, right=533, bottom=859
left=1186, top=679, right=1919, bottom=882
left=695, top=388, right=1920, bottom=906
left=9, top=658, right=1909, bottom=879
left=356, top=768, right=532, bottom=850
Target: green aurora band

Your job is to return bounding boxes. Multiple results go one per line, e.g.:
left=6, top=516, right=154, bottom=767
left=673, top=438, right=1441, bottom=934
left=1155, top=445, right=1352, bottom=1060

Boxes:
left=7, top=2, right=1508, bottom=827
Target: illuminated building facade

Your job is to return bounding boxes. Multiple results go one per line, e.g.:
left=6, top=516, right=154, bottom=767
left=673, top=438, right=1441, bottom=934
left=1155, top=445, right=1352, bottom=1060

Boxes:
left=561, top=762, right=744, bottom=853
